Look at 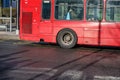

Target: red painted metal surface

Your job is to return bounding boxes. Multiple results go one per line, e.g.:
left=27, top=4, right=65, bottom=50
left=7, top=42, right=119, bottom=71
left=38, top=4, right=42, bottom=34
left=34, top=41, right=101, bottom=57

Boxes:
left=19, top=0, right=120, bottom=47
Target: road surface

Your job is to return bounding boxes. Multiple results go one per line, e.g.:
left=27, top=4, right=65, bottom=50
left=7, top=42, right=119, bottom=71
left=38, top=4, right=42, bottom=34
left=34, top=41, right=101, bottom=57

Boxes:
left=0, top=40, right=120, bottom=80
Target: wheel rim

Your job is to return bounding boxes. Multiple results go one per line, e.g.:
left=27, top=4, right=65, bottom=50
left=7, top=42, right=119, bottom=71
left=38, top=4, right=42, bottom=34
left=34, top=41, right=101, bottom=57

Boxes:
left=61, top=32, right=74, bottom=45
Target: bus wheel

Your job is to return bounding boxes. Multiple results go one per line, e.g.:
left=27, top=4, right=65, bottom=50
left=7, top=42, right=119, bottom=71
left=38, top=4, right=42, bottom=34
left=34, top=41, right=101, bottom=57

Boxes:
left=57, top=29, right=77, bottom=49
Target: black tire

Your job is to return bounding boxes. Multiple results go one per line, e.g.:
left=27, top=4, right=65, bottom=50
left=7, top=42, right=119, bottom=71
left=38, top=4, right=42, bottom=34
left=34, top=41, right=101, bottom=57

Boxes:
left=57, top=28, right=77, bottom=49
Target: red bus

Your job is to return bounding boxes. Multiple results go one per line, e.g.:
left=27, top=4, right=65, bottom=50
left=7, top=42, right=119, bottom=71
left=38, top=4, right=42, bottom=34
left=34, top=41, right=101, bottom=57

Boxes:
left=20, top=0, right=120, bottom=48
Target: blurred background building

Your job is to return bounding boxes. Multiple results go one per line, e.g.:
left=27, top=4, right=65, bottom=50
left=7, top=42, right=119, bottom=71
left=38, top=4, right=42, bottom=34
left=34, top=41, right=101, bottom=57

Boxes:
left=1, top=0, right=16, bottom=17
left=0, top=0, right=18, bottom=32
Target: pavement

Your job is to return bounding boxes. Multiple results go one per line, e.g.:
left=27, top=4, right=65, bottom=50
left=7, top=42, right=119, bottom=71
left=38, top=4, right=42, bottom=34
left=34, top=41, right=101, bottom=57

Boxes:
left=0, top=31, right=19, bottom=40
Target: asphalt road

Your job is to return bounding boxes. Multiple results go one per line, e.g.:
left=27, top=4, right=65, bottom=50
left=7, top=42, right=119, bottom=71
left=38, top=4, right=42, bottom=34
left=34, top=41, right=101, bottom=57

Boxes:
left=0, top=40, right=120, bottom=80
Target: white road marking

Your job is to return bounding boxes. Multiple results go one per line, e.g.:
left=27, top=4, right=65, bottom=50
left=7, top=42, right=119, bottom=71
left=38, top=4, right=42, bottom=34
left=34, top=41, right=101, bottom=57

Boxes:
left=9, top=67, right=58, bottom=76
left=58, top=70, right=85, bottom=80
left=20, top=67, right=57, bottom=72
left=94, top=76, right=120, bottom=80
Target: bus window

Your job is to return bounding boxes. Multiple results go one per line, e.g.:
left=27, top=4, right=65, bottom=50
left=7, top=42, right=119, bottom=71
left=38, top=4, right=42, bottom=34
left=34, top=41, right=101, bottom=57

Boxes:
left=55, top=0, right=84, bottom=20
left=87, top=0, right=103, bottom=21
left=42, top=0, right=51, bottom=19
left=106, top=0, right=120, bottom=22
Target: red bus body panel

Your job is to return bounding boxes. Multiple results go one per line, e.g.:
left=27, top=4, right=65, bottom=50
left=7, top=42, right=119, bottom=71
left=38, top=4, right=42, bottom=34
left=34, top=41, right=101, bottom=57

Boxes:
left=20, top=0, right=120, bottom=47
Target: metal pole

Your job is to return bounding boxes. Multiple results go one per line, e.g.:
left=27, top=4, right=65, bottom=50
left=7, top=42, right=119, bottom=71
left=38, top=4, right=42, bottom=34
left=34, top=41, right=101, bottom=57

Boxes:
left=16, top=0, right=19, bottom=34
left=10, top=0, right=12, bottom=32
